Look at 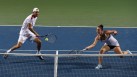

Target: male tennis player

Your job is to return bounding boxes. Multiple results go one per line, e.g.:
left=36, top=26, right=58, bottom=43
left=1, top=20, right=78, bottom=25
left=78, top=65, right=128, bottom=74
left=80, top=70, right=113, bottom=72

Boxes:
left=84, top=24, right=132, bottom=69
left=3, top=8, right=44, bottom=60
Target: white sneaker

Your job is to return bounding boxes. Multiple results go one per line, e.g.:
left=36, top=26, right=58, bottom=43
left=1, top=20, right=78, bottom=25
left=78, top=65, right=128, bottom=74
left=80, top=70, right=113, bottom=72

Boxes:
left=127, top=50, right=132, bottom=54
left=3, top=49, right=13, bottom=59
left=36, top=52, right=44, bottom=60
left=3, top=52, right=9, bottom=59
left=127, top=50, right=133, bottom=57
left=95, top=64, right=102, bottom=69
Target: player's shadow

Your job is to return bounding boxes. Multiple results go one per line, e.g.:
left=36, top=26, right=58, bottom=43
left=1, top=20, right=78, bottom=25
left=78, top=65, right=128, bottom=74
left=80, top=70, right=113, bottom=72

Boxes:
left=58, top=62, right=96, bottom=70
left=3, top=56, right=54, bottom=65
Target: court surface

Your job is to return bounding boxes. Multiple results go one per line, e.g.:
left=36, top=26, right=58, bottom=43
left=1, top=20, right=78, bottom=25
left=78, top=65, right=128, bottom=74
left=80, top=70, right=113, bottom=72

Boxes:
left=0, top=26, right=137, bottom=77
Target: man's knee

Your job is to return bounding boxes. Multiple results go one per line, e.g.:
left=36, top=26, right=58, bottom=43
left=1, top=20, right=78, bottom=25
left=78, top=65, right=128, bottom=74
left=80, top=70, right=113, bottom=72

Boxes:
left=37, top=40, right=41, bottom=45
left=16, top=42, right=22, bottom=48
left=35, top=38, right=41, bottom=44
left=15, top=44, right=21, bottom=48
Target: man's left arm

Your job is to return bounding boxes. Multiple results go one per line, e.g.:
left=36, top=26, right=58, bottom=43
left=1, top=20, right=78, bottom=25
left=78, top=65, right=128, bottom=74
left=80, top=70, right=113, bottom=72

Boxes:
left=28, top=23, right=39, bottom=36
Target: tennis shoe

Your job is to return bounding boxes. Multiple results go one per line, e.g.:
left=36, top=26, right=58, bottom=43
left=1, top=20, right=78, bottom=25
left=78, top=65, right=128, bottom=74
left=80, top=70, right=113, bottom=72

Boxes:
left=36, top=52, right=44, bottom=60
left=95, top=64, right=102, bottom=69
left=3, top=52, right=9, bottom=59
left=38, top=56, right=44, bottom=60
left=127, top=50, right=133, bottom=58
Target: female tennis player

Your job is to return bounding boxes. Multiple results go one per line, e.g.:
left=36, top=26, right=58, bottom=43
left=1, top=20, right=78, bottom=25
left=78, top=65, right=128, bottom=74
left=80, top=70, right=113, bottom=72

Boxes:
left=3, top=8, right=44, bottom=60
left=85, top=24, right=132, bottom=69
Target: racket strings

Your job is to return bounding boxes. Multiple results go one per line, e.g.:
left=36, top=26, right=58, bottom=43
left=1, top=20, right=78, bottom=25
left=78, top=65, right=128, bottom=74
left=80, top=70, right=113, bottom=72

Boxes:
left=67, top=50, right=85, bottom=60
left=45, top=34, right=57, bottom=43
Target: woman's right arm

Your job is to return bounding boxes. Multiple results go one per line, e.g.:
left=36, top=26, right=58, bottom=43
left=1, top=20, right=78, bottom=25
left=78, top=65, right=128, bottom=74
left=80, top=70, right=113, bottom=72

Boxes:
left=85, top=35, right=99, bottom=50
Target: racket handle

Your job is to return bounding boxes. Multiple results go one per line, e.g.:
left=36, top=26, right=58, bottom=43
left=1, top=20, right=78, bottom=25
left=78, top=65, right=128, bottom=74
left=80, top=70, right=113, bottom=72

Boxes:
left=36, top=35, right=47, bottom=37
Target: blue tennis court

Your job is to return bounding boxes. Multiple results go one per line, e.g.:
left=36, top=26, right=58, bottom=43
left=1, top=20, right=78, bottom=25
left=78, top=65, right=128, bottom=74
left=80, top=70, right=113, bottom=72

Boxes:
left=0, top=26, right=137, bottom=77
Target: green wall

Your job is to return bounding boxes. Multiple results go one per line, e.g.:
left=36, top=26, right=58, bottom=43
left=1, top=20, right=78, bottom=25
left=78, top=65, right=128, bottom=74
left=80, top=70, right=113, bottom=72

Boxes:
left=0, top=0, right=137, bottom=27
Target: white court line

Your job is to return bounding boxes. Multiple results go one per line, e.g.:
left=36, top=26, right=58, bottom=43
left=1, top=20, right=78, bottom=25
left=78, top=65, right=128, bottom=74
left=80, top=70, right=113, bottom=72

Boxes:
left=0, top=49, right=137, bottom=53
left=0, top=53, right=137, bottom=57
left=0, top=25, right=137, bottom=28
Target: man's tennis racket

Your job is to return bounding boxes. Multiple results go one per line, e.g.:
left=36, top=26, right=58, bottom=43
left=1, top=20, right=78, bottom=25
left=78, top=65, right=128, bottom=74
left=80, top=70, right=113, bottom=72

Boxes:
left=68, top=49, right=86, bottom=60
left=37, top=34, right=57, bottom=43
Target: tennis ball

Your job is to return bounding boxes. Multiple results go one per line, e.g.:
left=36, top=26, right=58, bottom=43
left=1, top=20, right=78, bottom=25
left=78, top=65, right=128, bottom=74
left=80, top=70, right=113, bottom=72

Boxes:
left=45, top=38, right=48, bottom=41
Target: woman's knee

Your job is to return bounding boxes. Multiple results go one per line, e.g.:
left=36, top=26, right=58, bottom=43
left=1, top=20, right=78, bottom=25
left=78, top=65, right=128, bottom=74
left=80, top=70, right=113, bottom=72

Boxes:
left=99, top=49, right=105, bottom=54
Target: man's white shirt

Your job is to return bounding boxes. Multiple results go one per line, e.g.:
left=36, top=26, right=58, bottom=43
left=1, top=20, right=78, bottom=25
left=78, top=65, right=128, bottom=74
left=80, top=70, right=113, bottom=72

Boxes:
left=18, top=14, right=37, bottom=43
left=19, top=14, right=37, bottom=35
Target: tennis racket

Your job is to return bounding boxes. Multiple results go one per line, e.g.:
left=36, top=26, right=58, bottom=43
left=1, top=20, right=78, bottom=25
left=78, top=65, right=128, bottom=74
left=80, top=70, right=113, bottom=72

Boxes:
left=37, top=34, right=57, bottom=43
left=68, top=49, right=87, bottom=60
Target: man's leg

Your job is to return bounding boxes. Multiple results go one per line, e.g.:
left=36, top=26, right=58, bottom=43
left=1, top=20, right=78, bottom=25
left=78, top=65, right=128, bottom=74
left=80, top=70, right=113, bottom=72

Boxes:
left=4, top=42, right=22, bottom=59
left=34, top=37, right=44, bottom=60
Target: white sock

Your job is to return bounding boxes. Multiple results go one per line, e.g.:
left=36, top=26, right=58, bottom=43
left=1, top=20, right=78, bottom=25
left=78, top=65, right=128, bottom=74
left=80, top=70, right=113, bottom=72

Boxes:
left=98, top=64, right=102, bottom=66
left=36, top=51, right=41, bottom=54
left=7, top=49, right=11, bottom=53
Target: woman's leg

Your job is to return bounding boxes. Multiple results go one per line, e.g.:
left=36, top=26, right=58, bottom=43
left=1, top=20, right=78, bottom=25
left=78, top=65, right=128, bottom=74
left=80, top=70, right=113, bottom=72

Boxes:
left=98, top=45, right=110, bottom=64
left=113, top=46, right=131, bottom=58
left=96, top=45, right=110, bottom=69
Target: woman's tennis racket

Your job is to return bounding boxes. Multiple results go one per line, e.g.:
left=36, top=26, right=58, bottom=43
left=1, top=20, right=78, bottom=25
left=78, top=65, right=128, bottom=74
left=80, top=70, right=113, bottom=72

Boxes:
left=37, top=34, right=57, bottom=43
left=68, top=49, right=86, bottom=60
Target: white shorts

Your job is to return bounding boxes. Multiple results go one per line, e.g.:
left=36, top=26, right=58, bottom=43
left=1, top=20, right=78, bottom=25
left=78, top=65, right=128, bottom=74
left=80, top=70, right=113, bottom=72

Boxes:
left=18, top=31, right=36, bottom=43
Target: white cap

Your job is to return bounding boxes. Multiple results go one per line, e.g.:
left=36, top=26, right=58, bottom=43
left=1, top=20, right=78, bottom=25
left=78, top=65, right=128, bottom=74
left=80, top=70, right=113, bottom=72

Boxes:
left=33, top=8, right=39, bottom=12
